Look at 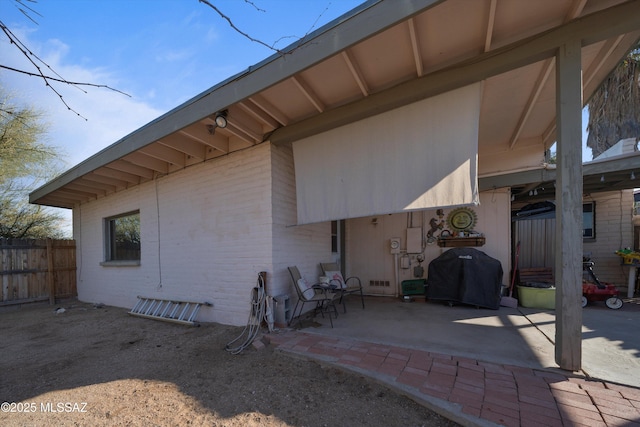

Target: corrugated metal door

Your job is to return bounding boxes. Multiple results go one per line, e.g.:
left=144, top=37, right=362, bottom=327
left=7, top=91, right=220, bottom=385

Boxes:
left=514, top=218, right=555, bottom=269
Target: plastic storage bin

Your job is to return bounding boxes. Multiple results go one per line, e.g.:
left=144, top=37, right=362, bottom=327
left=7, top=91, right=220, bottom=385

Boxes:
left=517, top=285, right=555, bottom=309
left=401, top=279, right=427, bottom=296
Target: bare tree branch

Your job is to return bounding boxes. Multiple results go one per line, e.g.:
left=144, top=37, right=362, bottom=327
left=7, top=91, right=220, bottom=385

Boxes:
left=0, top=1, right=130, bottom=119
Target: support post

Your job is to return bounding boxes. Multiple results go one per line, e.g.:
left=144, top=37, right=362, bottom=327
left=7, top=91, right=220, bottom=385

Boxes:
left=555, top=39, right=583, bottom=371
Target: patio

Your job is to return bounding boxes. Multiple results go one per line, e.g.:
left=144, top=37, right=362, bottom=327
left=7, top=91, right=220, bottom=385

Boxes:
left=293, top=295, right=640, bottom=388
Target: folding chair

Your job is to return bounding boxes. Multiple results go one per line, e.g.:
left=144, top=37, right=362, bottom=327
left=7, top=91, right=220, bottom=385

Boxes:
left=288, top=266, right=338, bottom=328
left=320, top=262, right=365, bottom=313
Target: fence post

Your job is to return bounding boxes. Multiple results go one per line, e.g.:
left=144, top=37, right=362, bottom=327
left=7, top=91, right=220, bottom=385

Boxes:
left=47, top=238, right=55, bottom=305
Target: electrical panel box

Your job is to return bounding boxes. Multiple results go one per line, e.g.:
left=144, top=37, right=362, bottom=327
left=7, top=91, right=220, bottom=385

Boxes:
left=406, top=227, right=423, bottom=254
left=390, top=237, right=401, bottom=254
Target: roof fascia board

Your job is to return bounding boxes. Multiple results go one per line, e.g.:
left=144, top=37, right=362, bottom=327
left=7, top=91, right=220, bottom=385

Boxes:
left=270, top=0, right=640, bottom=145
left=29, top=0, right=443, bottom=203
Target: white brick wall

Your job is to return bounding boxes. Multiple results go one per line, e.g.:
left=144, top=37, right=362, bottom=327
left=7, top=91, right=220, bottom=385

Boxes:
left=270, top=144, right=332, bottom=321
left=583, top=190, right=634, bottom=287
left=74, top=144, right=275, bottom=326
left=72, top=143, right=334, bottom=326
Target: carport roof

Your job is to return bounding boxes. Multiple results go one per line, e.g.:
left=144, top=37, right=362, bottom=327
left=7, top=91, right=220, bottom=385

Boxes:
left=479, top=150, right=640, bottom=206
left=30, top=0, right=640, bottom=209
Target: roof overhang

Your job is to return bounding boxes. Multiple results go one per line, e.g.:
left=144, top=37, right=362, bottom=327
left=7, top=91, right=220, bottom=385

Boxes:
left=479, top=150, right=640, bottom=205
left=30, top=0, right=640, bottom=209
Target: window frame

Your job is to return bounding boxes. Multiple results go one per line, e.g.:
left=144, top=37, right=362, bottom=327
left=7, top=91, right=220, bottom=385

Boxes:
left=583, top=202, right=596, bottom=240
left=102, top=210, right=141, bottom=266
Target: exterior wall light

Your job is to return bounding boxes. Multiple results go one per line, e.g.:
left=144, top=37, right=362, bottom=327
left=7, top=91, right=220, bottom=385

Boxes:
left=215, top=110, right=228, bottom=128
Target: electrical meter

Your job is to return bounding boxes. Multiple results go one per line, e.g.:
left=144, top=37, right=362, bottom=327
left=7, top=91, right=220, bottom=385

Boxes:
left=390, top=237, right=400, bottom=254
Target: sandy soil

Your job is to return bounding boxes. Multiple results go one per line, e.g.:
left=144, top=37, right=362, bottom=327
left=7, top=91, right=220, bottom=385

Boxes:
left=0, top=301, right=459, bottom=427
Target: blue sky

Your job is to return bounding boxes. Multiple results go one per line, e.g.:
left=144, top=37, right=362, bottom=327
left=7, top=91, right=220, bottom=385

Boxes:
left=1, top=0, right=363, bottom=167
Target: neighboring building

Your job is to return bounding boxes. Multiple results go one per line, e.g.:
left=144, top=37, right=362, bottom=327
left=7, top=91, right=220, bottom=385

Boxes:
left=514, top=139, right=639, bottom=293
left=30, top=0, right=640, bottom=354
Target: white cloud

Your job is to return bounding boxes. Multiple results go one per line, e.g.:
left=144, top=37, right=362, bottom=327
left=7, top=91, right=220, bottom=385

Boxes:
left=1, top=29, right=163, bottom=166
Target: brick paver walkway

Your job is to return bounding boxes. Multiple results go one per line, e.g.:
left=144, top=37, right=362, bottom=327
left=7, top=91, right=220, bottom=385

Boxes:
left=265, top=331, right=640, bottom=427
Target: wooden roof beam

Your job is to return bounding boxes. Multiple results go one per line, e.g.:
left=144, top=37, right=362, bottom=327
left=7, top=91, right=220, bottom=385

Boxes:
left=138, top=144, right=185, bottom=167
left=291, top=75, right=325, bottom=112
left=342, top=49, right=370, bottom=96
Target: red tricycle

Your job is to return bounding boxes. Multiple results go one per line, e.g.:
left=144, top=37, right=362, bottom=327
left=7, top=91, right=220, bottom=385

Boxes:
left=582, top=258, right=623, bottom=309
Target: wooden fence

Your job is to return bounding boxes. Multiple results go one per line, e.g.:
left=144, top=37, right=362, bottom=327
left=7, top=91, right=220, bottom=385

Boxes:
left=0, top=238, right=77, bottom=306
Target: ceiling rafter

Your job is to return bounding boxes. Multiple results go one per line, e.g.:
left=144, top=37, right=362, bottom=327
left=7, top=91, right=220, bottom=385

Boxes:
left=248, top=95, right=289, bottom=126
left=65, top=182, right=107, bottom=197
left=583, top=35, right=627, bottom=95
left=484, top=0, right=497, bottom=52
left=159, top=134, right=207, bottom=160
left=136, top=145, right=184, bottom=168
left=237, top=100, right=280, bottom=129
left=341, top=49, right=370, bottom=95
left=75, top=178, right=116, bottom=193
left=95, top=167, right=142, bottom=185
left=509, top=58, right=555, bottom=149
left=40, top=194, right=78, bottom=208
left=107, top=159, right=155, bottom=180
left=122, top=152, right=171, bottom=174
left=82, top=172, right=129, bottom=189
left=407, top=18, right=424, bottom=77
left=55, top=187, right=98, bottom=200
left=291, top=75, right=325, bottom=112
left=223, top=122, right=261, bottom=145
left=509, top=0, right=588, bottom=150
left=180, top=125, right=229, bottom=154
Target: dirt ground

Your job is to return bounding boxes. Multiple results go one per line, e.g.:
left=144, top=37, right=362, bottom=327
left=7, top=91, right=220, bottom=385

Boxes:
left=0, top=301, right=459, bottom=427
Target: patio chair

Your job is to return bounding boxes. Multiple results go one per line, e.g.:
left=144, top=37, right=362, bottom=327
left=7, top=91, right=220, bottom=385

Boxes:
left=288, top=266, right=339, bottom=328
left=320, top=262, right=364, bottom=313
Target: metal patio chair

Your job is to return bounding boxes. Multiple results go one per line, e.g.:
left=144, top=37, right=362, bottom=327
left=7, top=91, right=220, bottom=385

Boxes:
left=287, top=266, right=338, bottom=328
left=320, top=262, right=364, bottom=313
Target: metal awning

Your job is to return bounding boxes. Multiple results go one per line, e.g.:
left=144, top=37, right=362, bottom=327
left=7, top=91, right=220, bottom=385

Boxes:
left=30, top=0, right=640, bottom=209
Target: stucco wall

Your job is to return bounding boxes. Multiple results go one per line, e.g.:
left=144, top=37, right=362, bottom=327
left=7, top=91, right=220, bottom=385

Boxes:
left=73, top=144, right=275, bottom=326
left=345, top=189, right=512, bottom=296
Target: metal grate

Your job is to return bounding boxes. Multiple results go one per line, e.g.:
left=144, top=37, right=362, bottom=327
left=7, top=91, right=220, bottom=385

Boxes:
left=369, top=280, right=390, bottom=287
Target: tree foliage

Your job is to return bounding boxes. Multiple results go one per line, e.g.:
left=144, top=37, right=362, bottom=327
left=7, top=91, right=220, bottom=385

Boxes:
left=0, top=88, right=67, bottom=238
left=586, top=46, right=640, bottom=159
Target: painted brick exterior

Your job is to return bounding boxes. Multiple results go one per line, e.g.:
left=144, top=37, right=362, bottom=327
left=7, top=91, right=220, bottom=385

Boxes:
left=72, top=143, right=332, bottom=326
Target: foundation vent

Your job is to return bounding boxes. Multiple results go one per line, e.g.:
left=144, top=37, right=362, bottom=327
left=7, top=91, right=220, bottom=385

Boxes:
left=369, top=280, right=390, bottom=287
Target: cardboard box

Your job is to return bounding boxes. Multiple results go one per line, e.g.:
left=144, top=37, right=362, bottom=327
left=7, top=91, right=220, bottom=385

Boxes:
left=517, top=285, right=555, bottom=310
